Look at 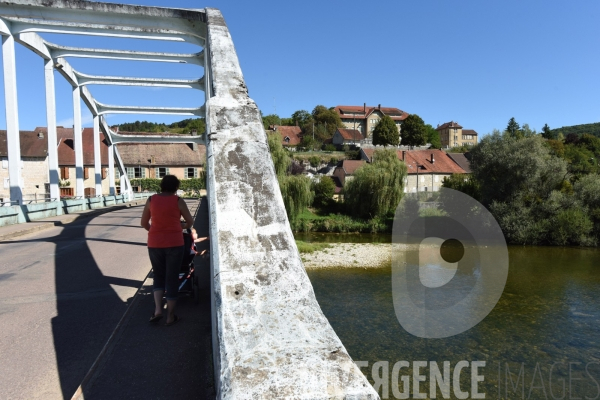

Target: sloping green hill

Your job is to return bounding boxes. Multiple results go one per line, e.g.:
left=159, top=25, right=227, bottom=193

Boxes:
left=550, top=122, right=600, bottom=138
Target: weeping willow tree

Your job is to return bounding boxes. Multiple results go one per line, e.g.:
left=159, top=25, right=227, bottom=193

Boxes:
left=267, top=131, right=291, bottom=176
left=267, top=132, right=313, bottom=220
left=344, top=148, right=407, bottom=219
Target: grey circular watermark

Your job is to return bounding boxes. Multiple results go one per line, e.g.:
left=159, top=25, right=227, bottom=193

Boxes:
left=392, top=188, right=509, bottom=339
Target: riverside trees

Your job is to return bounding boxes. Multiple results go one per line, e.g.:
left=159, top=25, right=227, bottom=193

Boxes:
left=444, top=130, right=599, bottom=246
left=345, top=149, right=407, bottom=219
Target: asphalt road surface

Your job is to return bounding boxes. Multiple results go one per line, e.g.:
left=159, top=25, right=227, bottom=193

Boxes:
left=0, top=200, right=207, bottom=399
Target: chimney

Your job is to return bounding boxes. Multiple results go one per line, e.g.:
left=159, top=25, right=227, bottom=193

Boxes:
left=363, top=103, right=366, bottom=113
left=431, top=153, right=435, bottom=164
left=191, top=130, right=198, bottom=151
left=402, top=150, right=406, bottom=161
left=38, top=131, right=44, bottom=139
left=378, top=104, right=381, bottom=110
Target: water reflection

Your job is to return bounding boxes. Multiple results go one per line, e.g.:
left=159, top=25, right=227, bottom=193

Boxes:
left=307, top=246, right=600, bottom=399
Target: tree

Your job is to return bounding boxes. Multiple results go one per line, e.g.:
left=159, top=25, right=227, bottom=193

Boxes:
left=292, top=110, right=312, bottom=127
left=279, top=175, right=313, bottom=221
left=469, top=132, right=568, bottom=207
left=425, top=124, right=441, bottom=149
left=344, top=149, right=407, bottom=219
left=506, top=117, right=521, bottom=138
left=311, top=105, right=344, bottom=139
left=262, top=114, right=281, bottom=130
left=267, top=132, right=291, bottom=176
left=312, top=176, right=336, bottom=208
left=541, top=123, right=553, bottom=139
left=372, top=115, right=399, bottom=146
left=401, top=114, right=427, bottom=147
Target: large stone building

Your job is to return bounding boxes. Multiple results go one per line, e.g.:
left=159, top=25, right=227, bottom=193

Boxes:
left=334, top=104, right=409, bottom=142
left=436, top=121, right=478, bottom=149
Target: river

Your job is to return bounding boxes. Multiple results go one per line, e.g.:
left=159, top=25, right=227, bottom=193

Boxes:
left=299, top=233, right=600, bottom=400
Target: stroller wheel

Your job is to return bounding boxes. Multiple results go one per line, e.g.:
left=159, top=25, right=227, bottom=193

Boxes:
left=193, top=276, right=200, bottom=304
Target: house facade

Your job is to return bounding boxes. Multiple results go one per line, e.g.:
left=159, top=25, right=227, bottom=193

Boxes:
left=436, top=121, right=478, bottom=149
left=55, top=127, right=112, bottom=197
left=360, top=148, right=467, bottom=193
left=332, top=128, right=364, bottom=146
left=116, top=131, right=206, bottom=187
left=0, top=129, right=49, bottom=201
left=334, top=104, right=409, bottom=141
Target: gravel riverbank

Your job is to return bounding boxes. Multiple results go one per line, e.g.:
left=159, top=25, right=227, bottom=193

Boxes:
left=301, top=243, right=394, bottom=269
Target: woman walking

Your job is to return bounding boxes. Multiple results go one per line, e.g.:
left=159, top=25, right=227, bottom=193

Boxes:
left=140, top=175, right=194, bottom=326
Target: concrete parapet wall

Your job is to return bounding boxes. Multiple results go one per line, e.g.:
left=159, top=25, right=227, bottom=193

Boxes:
left=205, top=9, right=377, bottom=399
left=22, top=201, right=62, bottom=221
left=63, top=199, right=87, bottom=214
left=0, top=204, right=25, bottom=227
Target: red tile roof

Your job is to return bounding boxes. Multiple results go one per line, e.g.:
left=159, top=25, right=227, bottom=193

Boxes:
left=0, top=130, right=48, bottom=158
left=273, top=125, right=302, bottom=146
left=436, top=121, right=463, bottom=130
left=462, top=129, right=478, bottom=136
left=340, top=160, right=366, bottom=175
left=361, top=148, right=466, bottom=174
left=335, top=128, right=364, bottom=141
left=55, top=127, right=110, bottom=166
left=335, top=105, right=409, bottom=121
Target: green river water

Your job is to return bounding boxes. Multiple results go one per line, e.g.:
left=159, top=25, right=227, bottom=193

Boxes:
left=300, top=234, right=600, bottom=400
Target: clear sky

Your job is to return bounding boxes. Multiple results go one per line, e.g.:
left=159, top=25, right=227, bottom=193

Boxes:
left=0, top=0, right=598, bottom=136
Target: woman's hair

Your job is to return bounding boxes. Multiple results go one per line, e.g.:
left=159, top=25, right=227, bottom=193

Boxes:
left=160, top=175, right=180, bottom=193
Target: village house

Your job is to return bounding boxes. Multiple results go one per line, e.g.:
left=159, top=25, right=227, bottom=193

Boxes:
left=332, top=128, right=364, bottom=147
left=115, top=131, right=206, bottom=186
left=436, top=121, right=478, bottom=149
left=360, top=148, right=467, bottom=193
left=334, top=104, right=409, bottom=142
left=269, top=125, right=302, bottom=148
left=55, top=127, right=111, bottom=197
left=0, top=129, right=49, bottom=201
left=332, top=159, right=366, bottom=188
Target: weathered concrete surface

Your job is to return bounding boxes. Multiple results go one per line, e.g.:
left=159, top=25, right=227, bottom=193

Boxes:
left=205, top=9, right=377, bottom=399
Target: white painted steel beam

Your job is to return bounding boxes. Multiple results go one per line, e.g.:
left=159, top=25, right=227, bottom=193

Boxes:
left=74, top=71, right=205, bottom=90
left=72, top=86, right=84, bottom=198
left=2, top=34, right=23, bottom=205
left=80, top=86, right=98, bottom=116
left=46, top=42, right=204, bottom=66
left=0, top=0, right=206, bottom=44
left=111, top=133, right=205, bottom=145
left=113, top=145, right=131, bottom=200
left=44, top=58, right=60, bottom=202
left=93, top=116, right=102, bottom=196
left=107, top=140, right=115, bottom=196
left=95, top=101, right=204, bottom=117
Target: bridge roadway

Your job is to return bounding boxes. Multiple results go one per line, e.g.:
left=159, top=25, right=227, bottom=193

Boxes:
left=0, top=199, right=213, bottom=399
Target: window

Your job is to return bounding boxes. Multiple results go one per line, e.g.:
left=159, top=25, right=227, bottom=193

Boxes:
left=84, top=167, right=89, bottom=179
left=435, top=176, right=439, bottom=183
left=60, top=167, right=69, bottom=180
left=101, top=168, right=107, bottom=179
left=186, top=168, right=197, bottom=179
left=127, top=167, right=145, bottom=179
left=155, top=167, right=169, bottom=178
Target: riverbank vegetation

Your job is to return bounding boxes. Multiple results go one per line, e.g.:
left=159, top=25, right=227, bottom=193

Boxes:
left=443, top=119, right=600, bottom=246
left=268, top=131, right=406, bottom=233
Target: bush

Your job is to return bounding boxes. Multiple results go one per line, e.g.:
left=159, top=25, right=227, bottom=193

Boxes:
left=323, top=144, right=336, bottom=152
left=312, top=176, right=336, bottom=208
left=308, top=156, right=321, bottom=168
left=279, top=175, right=313, bottom=221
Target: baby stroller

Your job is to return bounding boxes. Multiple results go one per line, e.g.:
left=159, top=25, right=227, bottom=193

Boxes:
left=178, top=229, right=200, bottom=304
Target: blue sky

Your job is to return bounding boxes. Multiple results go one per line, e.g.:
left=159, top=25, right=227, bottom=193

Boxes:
left=0, top=0, right=599, bottom=136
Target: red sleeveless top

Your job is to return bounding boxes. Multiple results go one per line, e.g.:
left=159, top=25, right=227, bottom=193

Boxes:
left=147, top=195, right=184, bottom=248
